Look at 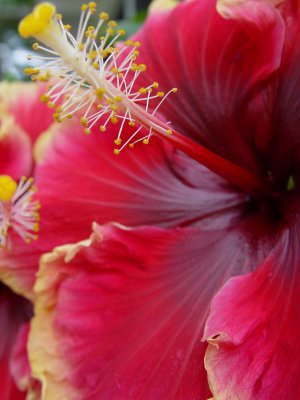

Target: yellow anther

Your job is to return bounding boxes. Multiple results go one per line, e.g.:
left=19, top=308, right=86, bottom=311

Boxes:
left=111, top=116, right=118, bottom=124
left=86, top=27, right=95, bottom=38
left=143, top=139, right=149, bottom=145
left=114, top=138, right=122, bottom=145
left=24, top=67, right=33, bottom=75
left=111, top=67, right=119, bottom=74
left=80, top=117, right=88, bottom=126
left=56, top=13, right=62, bottom=20
left=133, top=50, right=140, bottom=57
left=99, top=11, right=109, bottom=20
left=99, top=125, right=106, bottom=132
left=89, top=50, right=97, bottom=60
left=40, top=94, right=50, bottom=103
left=129, top=143, right=134, bottom=148
left=106, top=27, right=115, bottom=36
left=134, top=41, right=141, bottom=48
left=32, top=42, right=39, bottom=50
left=139, top=87, right=147, bottom=94
left=131, top=63, right=138, bottom=71
left=37, top=71, right=51, bottom=82
left=88, top=1, right=97, bottom=13
left=0, top=176, right=17, bottom=202
left=167, top=129, right=172, bottom=135
left=78, top=42, right=84, bottom=51
left=47, top=101, right=55, bottom=108
left=138, top=64, right=147, bottom=72
left=100, top=49, right=108, bottom=58
left=52, top=113, right=61, bottom=122
left=33, top=222, right=40, bottom=233
left=110, top=104, right=118, bottom=111
left=18, top=2, right=56, bottom=38
left=157, top=91, right=165, bottom=97
left=108, top=20, right=117, bottom=28
left=81, top=4, right=88, bottom=11
left=66, top=113, right=73, bottom=119
left=92, top=62, right=99, bottom=70
left=117, top=29, right=126, bottom=36
left=153, top=82, right=159, bottom=88
left=128, top=120, right=135, bottom=127
left=24, top=67, right=40, bottom=75
left=84, top=128, right=91, bottom=135
left=96, top=87, right=106, bottom=100
left=125, top=39, right=133, bottom=46
left=115, top=95, right=122, bottom=102
left=172, top=88, right=178, bottom=93
left=107, top=98, right=115, bottom=104
left=114, top=149, right=120, bottom=155
left=33, top=212, right=40, bottom=220
left=63, top=24, right=72, bottom=31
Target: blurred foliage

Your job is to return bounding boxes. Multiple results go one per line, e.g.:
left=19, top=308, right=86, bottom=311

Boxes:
left=0, top=0, right=34, bottom=34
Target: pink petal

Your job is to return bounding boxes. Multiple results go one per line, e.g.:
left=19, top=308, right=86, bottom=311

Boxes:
left=1, top=82, right=54, bottom=143
left=217, top=0, right=285, bottom=19
left=0, top=118, right=32, bottom=180
left=29, top=222, right=273, bottom=399
left=203, top=227, right=300, bottom=399
left=134, top=0, right=284, bottom=174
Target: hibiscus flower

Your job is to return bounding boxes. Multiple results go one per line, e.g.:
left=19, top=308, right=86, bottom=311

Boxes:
left=15, top=0, right=300, bottom=398
left=0, top=82, right=53, bottom=399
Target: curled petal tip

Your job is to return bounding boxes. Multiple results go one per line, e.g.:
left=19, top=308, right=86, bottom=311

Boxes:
left=217, top=0, right=285, bottom=18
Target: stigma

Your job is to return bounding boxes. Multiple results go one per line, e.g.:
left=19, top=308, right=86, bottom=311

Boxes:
left=19, top=2, right=177, bottom=153
left=0, top=176, right=40, bottom=248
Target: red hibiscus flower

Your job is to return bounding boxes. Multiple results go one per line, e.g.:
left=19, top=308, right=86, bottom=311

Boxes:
left=15, top=0, right=300, bottom=399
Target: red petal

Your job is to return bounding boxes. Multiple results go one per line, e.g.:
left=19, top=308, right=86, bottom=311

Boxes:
left=29, top=222, right=273, bottom=400
left=36, top=118, right=247, bottom=229
left=204, top=227, right=300, bottom=399
left=0, top=285, right=32, bottom=400
left=10, top=324, right=41, bottom=398
left=134, top=0, right=284, bottom=174
left=0, top=116, right=247, bottom=298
